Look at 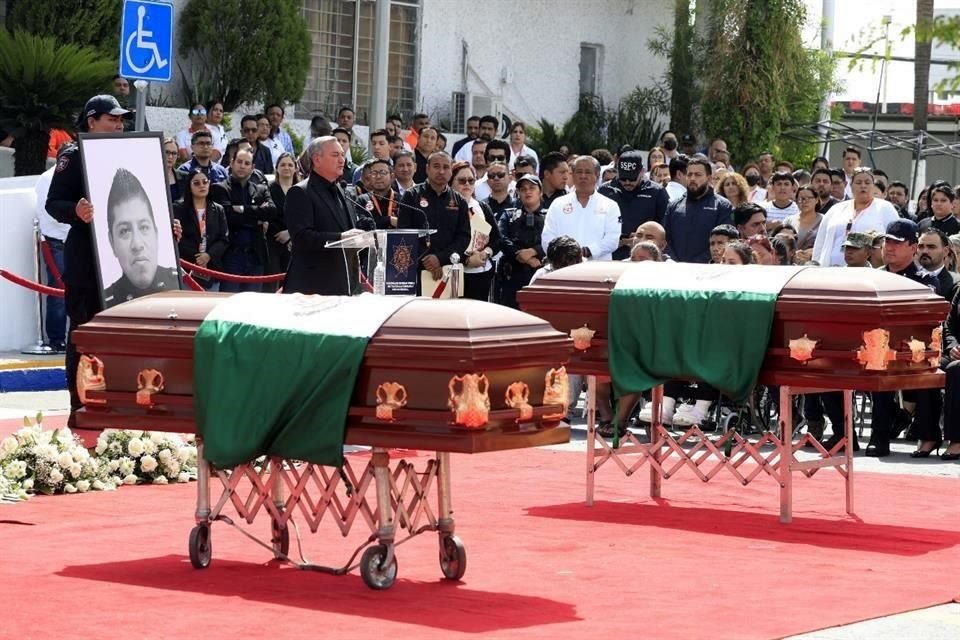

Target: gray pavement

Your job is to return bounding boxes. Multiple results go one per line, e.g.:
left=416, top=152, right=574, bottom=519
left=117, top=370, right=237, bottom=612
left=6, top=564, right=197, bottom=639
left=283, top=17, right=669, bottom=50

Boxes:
left=2, top=388, right=958, bottom=639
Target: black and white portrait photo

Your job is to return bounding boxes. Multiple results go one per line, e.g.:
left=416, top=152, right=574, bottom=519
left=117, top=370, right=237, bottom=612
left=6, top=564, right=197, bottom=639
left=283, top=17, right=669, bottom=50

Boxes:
left=79, top=132, right=181, bottom=308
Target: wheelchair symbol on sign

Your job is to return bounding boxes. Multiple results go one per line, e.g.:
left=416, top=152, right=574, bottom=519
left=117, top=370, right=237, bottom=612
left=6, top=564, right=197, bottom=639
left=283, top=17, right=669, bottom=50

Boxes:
left=124, top=5, right=168, bottom=75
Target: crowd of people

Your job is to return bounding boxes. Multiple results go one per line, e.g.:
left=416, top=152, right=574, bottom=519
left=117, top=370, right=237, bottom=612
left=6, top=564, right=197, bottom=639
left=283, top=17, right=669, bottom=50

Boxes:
left=35, top=91, right=960, bottom=461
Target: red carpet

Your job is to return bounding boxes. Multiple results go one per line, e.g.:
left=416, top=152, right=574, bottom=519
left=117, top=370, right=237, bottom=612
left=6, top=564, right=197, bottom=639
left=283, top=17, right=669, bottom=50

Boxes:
left=1, top=444, right=959, bottom=639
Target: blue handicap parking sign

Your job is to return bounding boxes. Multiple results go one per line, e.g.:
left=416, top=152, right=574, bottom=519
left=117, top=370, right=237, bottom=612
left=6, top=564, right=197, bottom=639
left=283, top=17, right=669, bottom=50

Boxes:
left=119, top=0, right=174, bottom=82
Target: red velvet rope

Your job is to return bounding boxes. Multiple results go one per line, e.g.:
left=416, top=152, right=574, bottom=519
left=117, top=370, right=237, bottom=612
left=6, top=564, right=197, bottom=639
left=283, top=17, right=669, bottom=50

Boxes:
left=39, top=240, right=64, bottom=288
left=0, top=269, right=65, bottom=297
left=181, top=272, right=205, bottom=292
left=179, top=259, right=285, bottom=283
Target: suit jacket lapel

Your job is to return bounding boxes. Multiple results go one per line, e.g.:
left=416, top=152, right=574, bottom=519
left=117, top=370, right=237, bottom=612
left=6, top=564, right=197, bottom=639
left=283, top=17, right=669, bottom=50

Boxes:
left=309, top=174, right=352, bottom=231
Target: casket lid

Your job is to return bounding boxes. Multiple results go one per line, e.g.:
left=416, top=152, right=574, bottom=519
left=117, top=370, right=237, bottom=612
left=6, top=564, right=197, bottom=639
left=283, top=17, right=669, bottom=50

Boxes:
left=75, top=292, right=573, bottom=369
left=522, top=261, right=946, bottom=311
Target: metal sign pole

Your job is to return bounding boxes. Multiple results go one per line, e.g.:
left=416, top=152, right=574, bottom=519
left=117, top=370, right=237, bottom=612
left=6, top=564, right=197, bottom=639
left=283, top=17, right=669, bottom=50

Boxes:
left=135, top=80, right=148, bottom=132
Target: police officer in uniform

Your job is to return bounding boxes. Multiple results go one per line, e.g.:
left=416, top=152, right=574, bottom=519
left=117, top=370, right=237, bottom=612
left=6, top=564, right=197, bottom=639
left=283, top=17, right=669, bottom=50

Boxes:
left=599, top=150, right=669, bottom=261
left=867, top=219, right=938, bottom=457
left=496, top=174, right=547, bottom=308
left=46, top=95, right=129, bottom=436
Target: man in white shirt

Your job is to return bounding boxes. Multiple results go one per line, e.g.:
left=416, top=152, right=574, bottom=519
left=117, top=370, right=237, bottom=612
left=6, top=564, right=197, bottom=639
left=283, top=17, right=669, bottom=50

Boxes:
left=35, top=166, right=71, bottom=351
left=541, top=155, right=621, bottom=261
left=812, top=168, right=900, bottom=267
left=665, top=155, right=688, bottom=202
left=454, top=115, right=498, bottom=164
left=762, top=171, right=800, bottom=223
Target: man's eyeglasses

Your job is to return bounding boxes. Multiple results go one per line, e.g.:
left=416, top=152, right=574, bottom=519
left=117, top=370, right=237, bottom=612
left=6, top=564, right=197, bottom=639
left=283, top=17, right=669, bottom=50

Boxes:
left=366, top=169, right=391, bottom=177
left=487, top=172, right=507, bottom=179
left=455, top=177, right=476, bottom=185
left=242, top=127, right=258, bottom=133
left=487, top=156, right=506, bottom=162
left=191, top=109, right=207, bottom=116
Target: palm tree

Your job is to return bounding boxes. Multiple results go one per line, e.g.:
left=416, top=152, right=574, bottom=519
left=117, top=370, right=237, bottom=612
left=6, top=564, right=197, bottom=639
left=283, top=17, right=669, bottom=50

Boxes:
left=914, top=0, right=935, bottom=132
left=0, top=29, right=115, bottom=176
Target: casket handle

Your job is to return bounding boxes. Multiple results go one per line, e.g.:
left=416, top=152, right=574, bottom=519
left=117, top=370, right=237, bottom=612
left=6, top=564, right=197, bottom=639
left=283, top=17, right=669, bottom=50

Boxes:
left=136, top=369, right=165, bottom=406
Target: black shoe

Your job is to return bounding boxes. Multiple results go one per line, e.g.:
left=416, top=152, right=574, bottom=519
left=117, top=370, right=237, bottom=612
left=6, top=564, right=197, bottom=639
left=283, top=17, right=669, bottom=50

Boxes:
left=941, top=450, right=960, bottom=461
left=597, top=422, right=628, bottom=439
left=865, top=439, right=891, bottom=457
left=910, top=441, right=941, bottom=458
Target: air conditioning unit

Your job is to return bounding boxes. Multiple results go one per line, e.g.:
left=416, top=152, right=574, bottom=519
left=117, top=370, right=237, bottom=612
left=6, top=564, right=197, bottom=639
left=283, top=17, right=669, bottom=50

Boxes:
left=450, top=92, right=502, bottom=133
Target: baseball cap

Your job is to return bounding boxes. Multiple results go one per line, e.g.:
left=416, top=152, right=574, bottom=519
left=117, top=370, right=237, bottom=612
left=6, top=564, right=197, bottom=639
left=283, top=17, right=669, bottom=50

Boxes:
left=882, top=219, right=919, bottom=244
left=516, top=174, right=542, bottom=189
left=681, top=133, right=697, bottom=145
left=81, top=95, right=130, bottom=120
left=616, top=150, right=644, bottom=182
left=842, top=232, right=874, bottom=249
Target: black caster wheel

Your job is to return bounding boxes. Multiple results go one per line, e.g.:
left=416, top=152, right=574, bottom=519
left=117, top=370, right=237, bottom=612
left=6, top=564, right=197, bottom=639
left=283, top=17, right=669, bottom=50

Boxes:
left=439, top=534, right=467, bottom=581
left=271, top=519, right=290, bottom=559
left=360, top=544, right=398, bottom=590
left=188, top=524, right=212, bottom=569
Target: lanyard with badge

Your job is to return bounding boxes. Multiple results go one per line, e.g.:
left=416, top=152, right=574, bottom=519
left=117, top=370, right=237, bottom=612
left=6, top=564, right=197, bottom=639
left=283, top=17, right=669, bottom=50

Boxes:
left=370, top=191, right=396, bottom=220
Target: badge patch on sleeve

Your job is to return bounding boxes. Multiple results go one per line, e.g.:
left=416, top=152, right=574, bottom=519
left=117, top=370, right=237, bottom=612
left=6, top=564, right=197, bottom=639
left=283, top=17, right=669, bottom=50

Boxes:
left=55, top=155, right=70, bottom=173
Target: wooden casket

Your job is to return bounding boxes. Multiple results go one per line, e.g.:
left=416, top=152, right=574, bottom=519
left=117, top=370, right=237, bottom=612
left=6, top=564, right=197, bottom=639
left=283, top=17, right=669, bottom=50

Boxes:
left=518, top=261, right=950, bottom=391
left=71, top=292, right=574, bottom=453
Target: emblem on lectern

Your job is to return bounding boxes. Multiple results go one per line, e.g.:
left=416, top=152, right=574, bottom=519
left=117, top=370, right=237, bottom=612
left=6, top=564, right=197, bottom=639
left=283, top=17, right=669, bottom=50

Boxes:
left=543, top=366, right=570, bottom=418
left=505, top=381, right=533, bottom=421
left=136, top=369, right=165, bottom=406
left=570, top=325, right=596, bottom=351
left=856, top=329, right=896, bottom=371
left=448, top=373, right=490, bottom=428
left=389, top=238, right=415, bottom=277
left=788, top=334, right=818, bottom=363
left=77, top=355, right=107, bottom=405
left=375, top=381, right=408, bottom=421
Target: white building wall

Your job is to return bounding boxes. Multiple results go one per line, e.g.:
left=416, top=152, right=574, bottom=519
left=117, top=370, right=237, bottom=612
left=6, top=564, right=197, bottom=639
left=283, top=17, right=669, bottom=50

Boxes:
left=418, top=0, right=672, bottom=126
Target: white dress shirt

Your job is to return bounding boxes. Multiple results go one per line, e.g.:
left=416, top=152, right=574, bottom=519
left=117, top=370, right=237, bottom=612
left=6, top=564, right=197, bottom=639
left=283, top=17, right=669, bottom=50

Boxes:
left=812, top=198, right=900, bottom=267
left=541, top=191, right=621, bottom=261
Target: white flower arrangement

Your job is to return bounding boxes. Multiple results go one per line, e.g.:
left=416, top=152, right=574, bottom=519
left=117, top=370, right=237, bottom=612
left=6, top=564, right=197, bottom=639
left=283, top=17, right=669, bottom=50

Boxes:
left=94, top=429, right=197, bottom=485
left=0, top=415, right=198, bottom=502
left=0, top=414, right=118, bottom=500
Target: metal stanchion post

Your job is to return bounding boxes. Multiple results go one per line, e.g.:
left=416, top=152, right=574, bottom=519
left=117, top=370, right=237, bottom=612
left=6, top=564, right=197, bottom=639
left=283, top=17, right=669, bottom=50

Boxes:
left=21, top=219, right=54, bottom=355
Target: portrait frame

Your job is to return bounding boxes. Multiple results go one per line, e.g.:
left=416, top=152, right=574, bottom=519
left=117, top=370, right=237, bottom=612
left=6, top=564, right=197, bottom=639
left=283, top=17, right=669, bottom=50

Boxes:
left=78, top=131, right=182, bottom=309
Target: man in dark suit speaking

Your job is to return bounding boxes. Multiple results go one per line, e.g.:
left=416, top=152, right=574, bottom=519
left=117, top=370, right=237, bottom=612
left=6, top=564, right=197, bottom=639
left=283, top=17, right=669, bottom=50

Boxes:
left=284, top=136, right=373, bottom=295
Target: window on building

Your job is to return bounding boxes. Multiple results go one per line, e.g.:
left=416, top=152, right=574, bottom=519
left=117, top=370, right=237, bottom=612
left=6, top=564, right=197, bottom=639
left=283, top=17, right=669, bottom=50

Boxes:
left=301, top=0, right=420, bottom=123
left=579, top=44, right=602, bottom=97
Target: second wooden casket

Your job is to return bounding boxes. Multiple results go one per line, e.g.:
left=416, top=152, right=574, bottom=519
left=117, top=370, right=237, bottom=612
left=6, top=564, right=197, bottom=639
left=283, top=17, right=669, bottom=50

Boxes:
left=517, top=261, right=950, bottom=391
left=72, top=292, right=574, bottom=454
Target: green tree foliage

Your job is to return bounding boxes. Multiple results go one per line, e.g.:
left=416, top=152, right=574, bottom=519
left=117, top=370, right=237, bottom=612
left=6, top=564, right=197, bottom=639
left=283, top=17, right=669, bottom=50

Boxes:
left=526, top=88, right=668, bottom=156
left=6, top=0, right=121, bottom=58
left=0, top=29, right=115, bottom=176
left=647, top=0, right=701, bottom=134
left=699, top=0, right=836, bottom=167
left=178, top=0, right=311, bottom=111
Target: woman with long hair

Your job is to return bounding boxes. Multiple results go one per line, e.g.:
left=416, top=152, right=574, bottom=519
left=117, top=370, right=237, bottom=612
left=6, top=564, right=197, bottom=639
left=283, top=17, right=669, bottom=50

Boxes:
left=266, top=152, right=299, bottom=280
left=783, top=184, right=823, bottom=263
left=172, top=167, right=229, bottom=290
left=162, top=137, right=183, bottom=203
left=717, top=172, right=750, bottom=207
left=205, top=100, right=227, bottom=161
left=449, top=161, right=501, bottom=301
